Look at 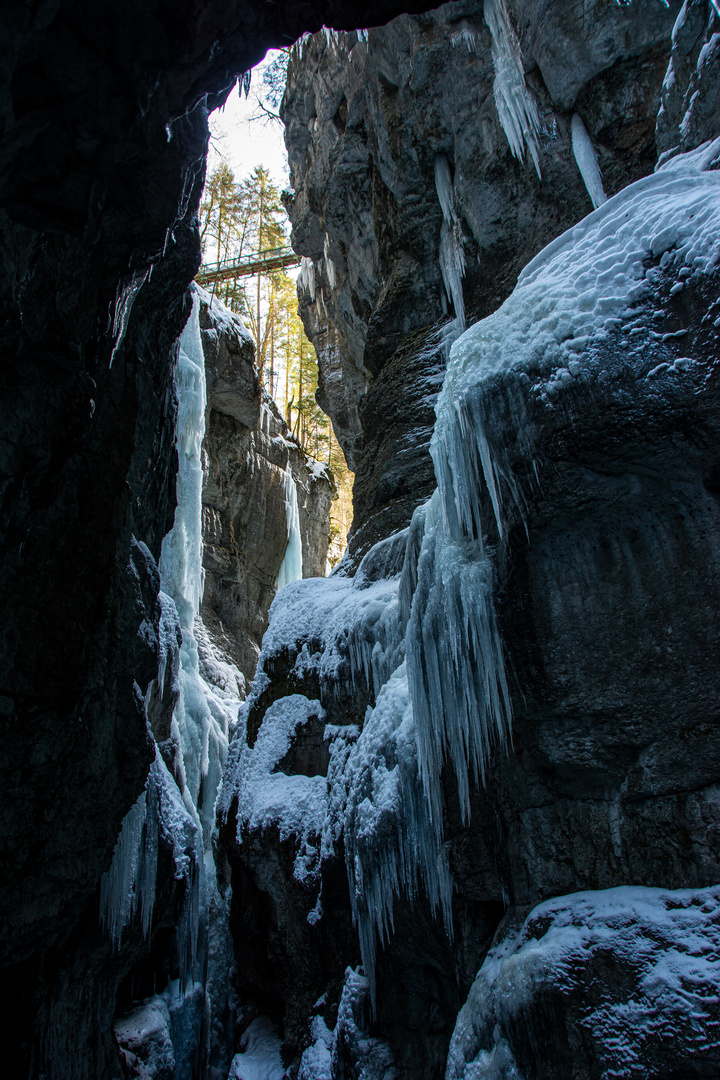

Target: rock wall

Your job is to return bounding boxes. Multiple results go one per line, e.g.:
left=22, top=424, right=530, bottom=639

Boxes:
left=283, top=0, right=679, bottom=560
left=220, top=3, right=720, bottom=1079
left=198, top=287, right=334, bottom=689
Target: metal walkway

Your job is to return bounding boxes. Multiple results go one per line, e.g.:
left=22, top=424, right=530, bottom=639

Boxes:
left=196, top=246, right=300, bottom=284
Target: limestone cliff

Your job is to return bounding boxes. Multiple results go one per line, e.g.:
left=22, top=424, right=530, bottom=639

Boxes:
left=198, top=288, right=334, bottom=689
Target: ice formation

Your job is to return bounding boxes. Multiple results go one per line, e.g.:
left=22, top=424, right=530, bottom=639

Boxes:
left=435, top=154, right=466, bottom=331
left=100, top=749, right=200, bottom=955
left=483, top=0, right=542, bottom=177
left=110, top=269, right=149, bottom=367
left=277, top=465, right=304, bottom=590
left=228, top=1016, right=286, bottom=1080
left=438, top=141, right=720, bottom=411
left=571, top=113, right=607, bottom=209
left=103, top=290, right=242, bottom=1071
left=323, top=233, right=337, bottom=289
left=450, top=19, right=478, bottom=52
left=342, top=662, right=453, bottom=1001
left=299, top=256, right=316, bottom=300
left=405, top=496, right=511, bottom=824
left=447, top=884, right=720, bottom=1079
left=159, top=290, right=236, bottom=843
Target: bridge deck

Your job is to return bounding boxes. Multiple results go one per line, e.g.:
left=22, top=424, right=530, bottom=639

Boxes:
left=196, top=247, right=300, bottom=284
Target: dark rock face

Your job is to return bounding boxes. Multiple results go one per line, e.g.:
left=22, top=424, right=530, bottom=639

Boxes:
left=282, top=0, right=679, bottom=560
left=0, top=0, right=440, bottom=1074
left=198, top=288, right=334, bottom=688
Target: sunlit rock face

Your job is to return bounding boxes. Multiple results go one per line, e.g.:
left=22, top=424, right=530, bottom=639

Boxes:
left=282, top=0, right=679, bottom=561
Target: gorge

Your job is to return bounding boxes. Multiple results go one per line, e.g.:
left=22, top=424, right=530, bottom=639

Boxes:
left=2, top=1, right=720, bottom=1079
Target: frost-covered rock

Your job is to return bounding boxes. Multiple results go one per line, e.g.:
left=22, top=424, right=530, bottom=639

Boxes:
left=447, top=884, right=720, bottom=1080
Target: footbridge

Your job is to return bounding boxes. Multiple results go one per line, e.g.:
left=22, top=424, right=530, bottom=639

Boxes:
left=196, top=246, right=300, bottom=285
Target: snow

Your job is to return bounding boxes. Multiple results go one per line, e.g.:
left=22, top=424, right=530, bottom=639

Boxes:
left=229, top=1017, right=287, bottom=1080
left=221, top=145, right=720, bottom=1021
left=195, top=283, right=253, bottom=345
left=276, top=465, right=304, bottom=590
left=571, top=113, right=607, bottom=209
left=483, top=0, right=541, bottom=177
left=227, top=695, right=328, bottom=883
left=298, top=1016, right=333, bottom=1080
left=257, top=568, right=404, bottom=704
left=435, top=144, right=720, bottom=545
left=307, top=456, right=331, bottom=483
left=447, top=884, right=720, bottom=1080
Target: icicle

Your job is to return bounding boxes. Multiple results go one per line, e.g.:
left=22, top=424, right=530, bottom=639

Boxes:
left=241, top=71, right=251, bottom=98
left=323, top=233, right=337, bottom=288
left=277, top=465, right=304, bottom=589
left=435, top=155, right=466, bottom=330
left=100, top=788, right=148, bottom=948
left=110, top=269, right=149, bottom=367
left=434, top=155, right=455, bottom=226
left=450, top=20, right=478, bottom=52
left=405, top=504, right=511, bottom=825
left=100, top=757, right=166, bottom=947
left=571, top=113, right=607, bottom=210
left=439, top=220, right=466, bottom=331
left=299, top=256, right=316, bottom=300
left=484, top=0, right=542, bottom=178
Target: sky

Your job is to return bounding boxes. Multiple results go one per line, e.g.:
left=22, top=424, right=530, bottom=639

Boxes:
left=207, top=51, right=290, bottom=190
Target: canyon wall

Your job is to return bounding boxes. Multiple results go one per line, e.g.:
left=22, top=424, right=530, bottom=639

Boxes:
left=219, top=2, right=720, bottom=1079
left=0, top=0, right=429, bottom=1074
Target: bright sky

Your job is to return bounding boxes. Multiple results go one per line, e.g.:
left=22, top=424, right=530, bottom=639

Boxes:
left=207, top=51, right=290, bottom=190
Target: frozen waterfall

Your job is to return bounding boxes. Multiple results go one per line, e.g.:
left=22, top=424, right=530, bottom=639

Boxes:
left=277, top=464, right=304, bottom=590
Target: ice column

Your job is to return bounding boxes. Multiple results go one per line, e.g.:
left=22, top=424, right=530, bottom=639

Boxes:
left=277, top=465, right=304, bottom=590
left=299, top=257, right=316, bottom=300
left=484, top=0, right=542, bottom=177
left=159, top=290, right=230, bottom=844
left=435, top=155, right=466, bottom=332
left=571, top=113, right=607, bottom=210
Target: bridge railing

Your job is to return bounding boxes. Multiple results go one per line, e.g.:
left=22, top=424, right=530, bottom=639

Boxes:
left=196, top=246, right=300, bottom=282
